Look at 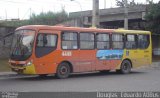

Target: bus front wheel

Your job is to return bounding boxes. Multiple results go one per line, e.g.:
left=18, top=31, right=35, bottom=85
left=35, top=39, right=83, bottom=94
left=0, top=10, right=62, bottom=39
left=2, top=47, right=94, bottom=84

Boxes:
left=56, top=62, right=71, bottom=79
left=117, top=60, right=131, bottom=74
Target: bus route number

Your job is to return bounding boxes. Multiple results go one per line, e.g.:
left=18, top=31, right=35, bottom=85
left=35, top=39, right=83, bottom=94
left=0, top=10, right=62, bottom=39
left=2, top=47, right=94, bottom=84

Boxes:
left=62, top=51, right=72, bottom=56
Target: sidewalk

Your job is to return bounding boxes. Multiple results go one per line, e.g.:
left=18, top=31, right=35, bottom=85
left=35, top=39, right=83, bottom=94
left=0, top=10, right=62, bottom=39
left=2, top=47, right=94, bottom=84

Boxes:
left=0, top=71, right=17, bottom=77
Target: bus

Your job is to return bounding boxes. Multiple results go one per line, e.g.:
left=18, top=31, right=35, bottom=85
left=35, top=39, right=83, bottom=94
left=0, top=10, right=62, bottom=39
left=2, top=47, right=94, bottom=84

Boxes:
left=9, top=25, right=152, bottom=79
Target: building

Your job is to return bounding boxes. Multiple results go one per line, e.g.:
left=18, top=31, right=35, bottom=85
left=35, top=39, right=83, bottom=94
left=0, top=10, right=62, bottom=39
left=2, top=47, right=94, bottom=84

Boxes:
left=0, top=26, right=15, bottom=58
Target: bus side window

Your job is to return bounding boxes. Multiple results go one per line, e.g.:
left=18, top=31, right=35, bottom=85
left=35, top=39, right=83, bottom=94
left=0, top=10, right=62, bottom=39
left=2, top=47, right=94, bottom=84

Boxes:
left=80, top=33, right=95, bottom=49
left=62, top=32, right=78, bottom=50
left=125, top=34, right=137, bottom=49
left=96, top=33, right=110, bottom=49
left=112, top=34, right=124, bottom=49
left=138, top=34, right=150, bottom=49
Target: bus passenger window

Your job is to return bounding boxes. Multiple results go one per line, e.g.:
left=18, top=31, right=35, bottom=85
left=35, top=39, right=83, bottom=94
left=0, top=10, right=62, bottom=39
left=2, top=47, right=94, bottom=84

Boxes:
left=62, top=32, right=78, bottom=49
left=80, top=33, right=95, bottom=49
left=138, top=34, right=150, bottom=49
left=126, top=34, right=137, bottom=49
left=96, top=33, right=110, bottom=49
left=112, top=34, right=124, bottom=49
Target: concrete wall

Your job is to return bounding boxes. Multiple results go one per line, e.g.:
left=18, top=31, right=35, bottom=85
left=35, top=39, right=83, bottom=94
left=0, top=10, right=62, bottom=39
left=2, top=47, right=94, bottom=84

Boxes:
left=0, top=26, right=15, bottom=59
left=152, top=35, right=160, bottom=56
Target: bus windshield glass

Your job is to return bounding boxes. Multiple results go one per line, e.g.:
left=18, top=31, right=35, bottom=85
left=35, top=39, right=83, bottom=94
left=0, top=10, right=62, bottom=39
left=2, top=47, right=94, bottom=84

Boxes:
left=10, top=30, right=35, bottom=60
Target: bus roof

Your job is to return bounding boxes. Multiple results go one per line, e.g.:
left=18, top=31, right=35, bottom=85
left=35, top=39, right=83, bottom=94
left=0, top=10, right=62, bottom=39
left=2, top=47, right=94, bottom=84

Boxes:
left=16, top=25, right=151, bottom=34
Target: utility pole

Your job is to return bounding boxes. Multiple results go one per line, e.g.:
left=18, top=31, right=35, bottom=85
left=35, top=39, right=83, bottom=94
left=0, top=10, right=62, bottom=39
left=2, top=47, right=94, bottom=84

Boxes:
left=124, top=0, right=128, bottom=29
left=104, top=0, right=106, bottom=9
left=92, top=0, right=99, bottom=28
left=29, top=8, right=31, bottom=18
left=5, top=9, right=7, bottom=20
left=18, top=8, right=19, bottom=19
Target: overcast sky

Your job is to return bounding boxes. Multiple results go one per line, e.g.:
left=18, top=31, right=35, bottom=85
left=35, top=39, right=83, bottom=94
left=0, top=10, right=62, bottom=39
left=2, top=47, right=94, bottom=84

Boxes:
left=0, top=0, right=159, bottom=20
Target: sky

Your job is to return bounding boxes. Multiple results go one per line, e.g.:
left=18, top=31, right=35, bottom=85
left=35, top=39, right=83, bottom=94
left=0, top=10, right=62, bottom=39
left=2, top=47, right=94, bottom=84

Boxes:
left=0, top=0, right=159, bottom=20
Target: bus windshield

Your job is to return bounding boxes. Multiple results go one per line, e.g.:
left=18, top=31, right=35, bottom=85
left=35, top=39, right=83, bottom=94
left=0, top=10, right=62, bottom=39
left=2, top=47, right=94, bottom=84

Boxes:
left=10, top=30, right=35, bottom=60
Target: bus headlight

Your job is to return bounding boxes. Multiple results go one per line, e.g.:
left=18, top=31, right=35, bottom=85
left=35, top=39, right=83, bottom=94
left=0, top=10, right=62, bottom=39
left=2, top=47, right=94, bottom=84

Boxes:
left=25, top=61, right=32, bottom=66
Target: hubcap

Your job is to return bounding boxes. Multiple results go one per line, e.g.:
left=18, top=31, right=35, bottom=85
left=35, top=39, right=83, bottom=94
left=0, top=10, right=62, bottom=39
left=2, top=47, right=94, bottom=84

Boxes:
left=60, top=66, right=68, bottom=75
left=123, top=63, right=128, bottom=70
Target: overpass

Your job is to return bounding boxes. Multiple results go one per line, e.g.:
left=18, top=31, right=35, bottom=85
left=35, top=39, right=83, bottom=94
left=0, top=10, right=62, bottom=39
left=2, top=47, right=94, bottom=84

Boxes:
left=69, top=5, right=147, bottom=29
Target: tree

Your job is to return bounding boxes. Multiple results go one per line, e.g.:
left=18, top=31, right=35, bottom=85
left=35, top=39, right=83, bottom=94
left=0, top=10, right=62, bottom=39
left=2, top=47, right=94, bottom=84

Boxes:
left=0, top=9, right=69, bottom=27
left=29, top=9, right=69, bottom=25
left=116, top=0, right=137, bottom=7
left=145, top=1, right=160, bottom=33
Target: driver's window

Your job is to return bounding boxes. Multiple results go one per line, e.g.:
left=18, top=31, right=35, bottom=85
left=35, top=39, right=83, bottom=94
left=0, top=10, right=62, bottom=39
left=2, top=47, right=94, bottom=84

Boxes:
left=37, top=34, right=57, bottom=47
left=37, top=34, right=43, bottom=46
left=36, top=33, right=58, bottom=58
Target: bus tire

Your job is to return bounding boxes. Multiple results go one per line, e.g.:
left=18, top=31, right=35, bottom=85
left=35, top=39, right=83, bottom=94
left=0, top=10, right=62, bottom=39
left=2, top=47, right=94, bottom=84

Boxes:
left=118, top=60, right=131, bottom=74
left=55, top=62, right=71, bottom=79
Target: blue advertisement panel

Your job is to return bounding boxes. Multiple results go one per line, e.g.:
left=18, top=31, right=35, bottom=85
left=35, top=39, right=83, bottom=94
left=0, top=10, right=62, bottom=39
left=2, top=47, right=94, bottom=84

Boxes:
left=96, top=50, right=124, bottom=60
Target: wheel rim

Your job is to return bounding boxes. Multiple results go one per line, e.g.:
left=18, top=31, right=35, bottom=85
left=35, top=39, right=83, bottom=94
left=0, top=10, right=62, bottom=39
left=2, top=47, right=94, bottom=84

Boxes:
left=123, top=63, right=129, bottom=71
left=60, top=66, right=68, bottom=75
left=122, top=62, right=130, bottom=73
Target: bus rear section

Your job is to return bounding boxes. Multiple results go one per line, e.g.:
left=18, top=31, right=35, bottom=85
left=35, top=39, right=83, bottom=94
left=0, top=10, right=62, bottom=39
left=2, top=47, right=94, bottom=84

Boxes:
left=114, top=30, right=152, bottom=71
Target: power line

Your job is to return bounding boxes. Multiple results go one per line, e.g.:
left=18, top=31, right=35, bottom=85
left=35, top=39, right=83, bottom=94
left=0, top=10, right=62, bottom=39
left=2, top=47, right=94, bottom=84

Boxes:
left=0, top=0, right=91, bottom=7
left=0, top=0, right=24, bottom=4
left=22, top=8, right=30, bottom=19
left=0, top=0, right=94, bottom=20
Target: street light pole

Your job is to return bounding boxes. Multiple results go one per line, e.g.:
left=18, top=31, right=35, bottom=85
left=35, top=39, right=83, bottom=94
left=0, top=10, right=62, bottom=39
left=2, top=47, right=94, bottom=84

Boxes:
left=92, top=0, right=99, bottom=28
left=104, top=0, right=106, bottom=9
left=124, top=0, right=128, bottom=29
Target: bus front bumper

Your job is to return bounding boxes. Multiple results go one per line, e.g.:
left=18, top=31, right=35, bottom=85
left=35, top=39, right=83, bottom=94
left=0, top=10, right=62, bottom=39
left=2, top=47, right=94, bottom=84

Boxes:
left=10, top=64, right=36, bottom=75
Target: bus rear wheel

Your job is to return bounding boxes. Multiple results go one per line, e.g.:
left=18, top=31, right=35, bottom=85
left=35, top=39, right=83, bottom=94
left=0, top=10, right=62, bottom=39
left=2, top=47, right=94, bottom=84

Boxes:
left=117, top=60, right=131, bottom=74
left=56, top=62, right=71, bottom=79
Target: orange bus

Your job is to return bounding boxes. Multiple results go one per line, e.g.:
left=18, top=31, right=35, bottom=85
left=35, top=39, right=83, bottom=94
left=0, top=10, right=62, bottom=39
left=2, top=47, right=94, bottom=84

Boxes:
left=9, top=25, right=152, bottom=79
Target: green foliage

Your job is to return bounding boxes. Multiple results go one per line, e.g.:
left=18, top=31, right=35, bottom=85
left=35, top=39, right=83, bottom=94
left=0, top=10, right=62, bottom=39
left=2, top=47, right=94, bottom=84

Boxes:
left=29, top=9, right=69, bottom=25
left=145, top=1, right=160, bottom=33
left=0, top=9, right=69, bottom=27
left=116, top=0, right=138, bottom=7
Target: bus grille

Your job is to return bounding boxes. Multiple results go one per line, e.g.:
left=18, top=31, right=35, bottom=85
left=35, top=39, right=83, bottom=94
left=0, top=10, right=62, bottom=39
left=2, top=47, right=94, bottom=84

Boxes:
left=11, top=63, right=24, bottom=67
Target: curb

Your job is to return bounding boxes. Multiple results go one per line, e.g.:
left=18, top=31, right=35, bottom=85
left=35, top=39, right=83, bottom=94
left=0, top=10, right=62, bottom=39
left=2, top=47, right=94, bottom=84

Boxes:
left=0, top=72, right=17, bottom=77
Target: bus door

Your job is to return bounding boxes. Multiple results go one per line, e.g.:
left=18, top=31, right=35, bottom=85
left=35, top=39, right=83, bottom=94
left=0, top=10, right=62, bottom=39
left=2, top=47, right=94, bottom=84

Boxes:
left=125, top=34, right=140, bottom=67
left=34, top=30, right=59, bottom=74
left=138, top=34, right=151, bottom=66
left=78, top=32, right=96, bottom=72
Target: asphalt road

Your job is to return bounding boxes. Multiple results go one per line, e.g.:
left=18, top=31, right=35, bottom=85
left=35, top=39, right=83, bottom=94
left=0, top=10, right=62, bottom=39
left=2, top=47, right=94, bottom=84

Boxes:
left=0, top=66, right=160, bottom=92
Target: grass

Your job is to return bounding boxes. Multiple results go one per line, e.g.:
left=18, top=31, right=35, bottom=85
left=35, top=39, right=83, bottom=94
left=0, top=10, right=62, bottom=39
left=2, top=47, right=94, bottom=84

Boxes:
left=0, top=59, right=11, bottom=72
